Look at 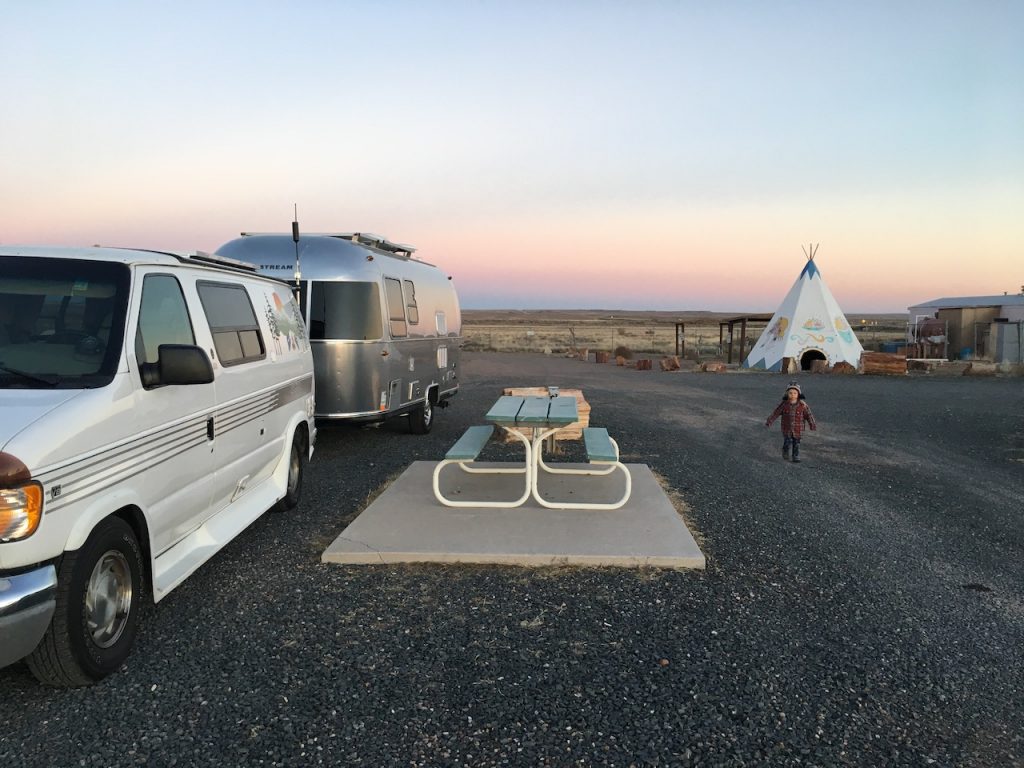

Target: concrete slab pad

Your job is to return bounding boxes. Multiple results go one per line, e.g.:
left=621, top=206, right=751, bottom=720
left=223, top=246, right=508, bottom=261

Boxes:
left=322, top=461, right=705, bottom=568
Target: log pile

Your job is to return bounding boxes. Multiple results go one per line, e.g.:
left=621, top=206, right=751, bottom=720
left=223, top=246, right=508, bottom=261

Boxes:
left=499, top=387, right=590, bottom=442
left=831, top=361, right=856, bottom=375
left=636, top=359, right=653, bottom=370
left=859, top=352, right=906, bottom=375
left=595, top=351, right=610, bottom=364
left=660, top=356, right=681, bottom=371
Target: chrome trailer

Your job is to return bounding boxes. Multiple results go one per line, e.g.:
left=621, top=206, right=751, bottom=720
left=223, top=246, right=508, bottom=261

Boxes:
left=215, top=233, right=461, bottom=433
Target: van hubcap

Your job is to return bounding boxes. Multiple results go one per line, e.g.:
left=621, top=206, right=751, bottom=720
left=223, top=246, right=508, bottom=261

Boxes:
left=85, top=550, right=133, bottom=648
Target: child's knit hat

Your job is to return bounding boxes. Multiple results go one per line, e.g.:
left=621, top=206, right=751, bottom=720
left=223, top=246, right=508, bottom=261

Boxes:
left=785, top=381, right=802, bottom=396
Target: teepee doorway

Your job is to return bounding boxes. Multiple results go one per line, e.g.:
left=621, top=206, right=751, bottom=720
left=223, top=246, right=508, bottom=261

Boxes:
left=800, top=349, right=827, bottom=370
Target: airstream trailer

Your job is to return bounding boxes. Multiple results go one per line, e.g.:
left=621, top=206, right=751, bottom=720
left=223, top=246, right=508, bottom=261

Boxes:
left=215, top=233, right=460, bottom=433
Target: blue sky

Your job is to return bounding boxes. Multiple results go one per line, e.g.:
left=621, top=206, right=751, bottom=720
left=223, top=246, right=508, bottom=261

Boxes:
left=2, top=1, right=1022, bottom=311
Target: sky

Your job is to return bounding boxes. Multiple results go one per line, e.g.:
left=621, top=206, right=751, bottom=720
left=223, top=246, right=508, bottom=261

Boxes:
left=2, top=1, right=1021, bottom=312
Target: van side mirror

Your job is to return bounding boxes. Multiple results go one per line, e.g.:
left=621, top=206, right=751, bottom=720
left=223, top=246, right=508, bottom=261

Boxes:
left=140, top=344, right=214, bottom=388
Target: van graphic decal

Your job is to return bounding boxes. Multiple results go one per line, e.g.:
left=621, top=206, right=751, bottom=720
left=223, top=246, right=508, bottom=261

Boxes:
left=264, top=289, right=308, bottom=355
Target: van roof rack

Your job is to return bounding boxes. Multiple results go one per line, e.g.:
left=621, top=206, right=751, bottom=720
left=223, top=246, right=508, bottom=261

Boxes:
left=240, top=231, right=417, bottom=258
left=184, top=250, right=259, bottom=273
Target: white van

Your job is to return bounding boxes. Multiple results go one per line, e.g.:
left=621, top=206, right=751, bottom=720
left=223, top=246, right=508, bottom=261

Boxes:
left=0, top=245, right=316, bottom=686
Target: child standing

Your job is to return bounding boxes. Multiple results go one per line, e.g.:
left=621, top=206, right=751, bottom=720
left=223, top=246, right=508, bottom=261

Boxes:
left=765, top=382, right=816, bottom=463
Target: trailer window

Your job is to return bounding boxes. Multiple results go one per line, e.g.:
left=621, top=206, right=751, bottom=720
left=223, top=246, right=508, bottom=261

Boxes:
left=403, top=280, right=419, bottom=325
left=197, top=282, right=265, bottom=366
left=308, top=281, right=383, bottom=341
left=384, top=278, right=407, bottom=338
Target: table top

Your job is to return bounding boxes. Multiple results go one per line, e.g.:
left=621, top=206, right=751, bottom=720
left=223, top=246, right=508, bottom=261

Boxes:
left=485, top=395, right=578, bottom=427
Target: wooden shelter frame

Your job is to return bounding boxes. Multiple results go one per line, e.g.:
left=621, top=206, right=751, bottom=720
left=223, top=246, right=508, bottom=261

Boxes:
left=719, top=314, right=773, bottom=364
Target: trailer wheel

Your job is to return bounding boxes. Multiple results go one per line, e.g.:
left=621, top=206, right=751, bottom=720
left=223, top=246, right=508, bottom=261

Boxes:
left=27, top=517, right=144, bottom=687
left=409, top=397, right=434, bottom=434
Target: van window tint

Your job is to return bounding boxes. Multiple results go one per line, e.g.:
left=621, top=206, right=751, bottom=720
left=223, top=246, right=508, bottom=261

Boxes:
left=308, top=281, right=383, bottom=340
left=384, top=278, right=407, bottom=338
left=197, top=282, right=265, bottom=366
left=403, top=280, right=419, bottom=325
left=0, top=256, right=129, bottom=389
left=136, top=275, right=195, bottom=366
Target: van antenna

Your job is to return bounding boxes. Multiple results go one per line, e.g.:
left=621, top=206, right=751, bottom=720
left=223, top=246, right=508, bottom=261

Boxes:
left=291, top=204, right=301, bottom=299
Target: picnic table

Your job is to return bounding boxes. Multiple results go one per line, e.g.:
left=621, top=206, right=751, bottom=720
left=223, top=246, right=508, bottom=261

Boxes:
left=432, top=394, right=631, bottom=509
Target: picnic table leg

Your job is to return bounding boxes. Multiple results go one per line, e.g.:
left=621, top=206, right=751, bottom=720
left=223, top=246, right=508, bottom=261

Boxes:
left=432, top=429, right=533, bottom=508
left=536, top=434, right=619, bottom=477
left=530, top=430, right=632, bottom=510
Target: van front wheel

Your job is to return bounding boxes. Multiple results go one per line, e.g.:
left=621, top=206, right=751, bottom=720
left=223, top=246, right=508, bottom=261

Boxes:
left=409, top=398, right=433, bottom=434
left=27, top=517, right=144, bottom=687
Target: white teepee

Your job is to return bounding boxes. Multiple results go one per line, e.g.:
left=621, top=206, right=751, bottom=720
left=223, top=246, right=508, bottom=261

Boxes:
left=743, top=246, right=863, bottom=372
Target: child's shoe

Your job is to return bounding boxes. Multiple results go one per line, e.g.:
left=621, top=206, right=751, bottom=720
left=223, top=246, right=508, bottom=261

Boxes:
left=782, top=447, right=790, bottom=461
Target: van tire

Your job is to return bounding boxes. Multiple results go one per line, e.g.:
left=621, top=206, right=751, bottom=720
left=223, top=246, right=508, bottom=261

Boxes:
left=26, top=517, right=144, bottom=687
left=409, top=398, right=433, bottom=434
left=276, top=432, right=305, bottom=511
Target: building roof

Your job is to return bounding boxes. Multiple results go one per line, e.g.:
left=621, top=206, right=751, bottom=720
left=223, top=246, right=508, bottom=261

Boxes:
left=909, top=295, right=1024, bottom=310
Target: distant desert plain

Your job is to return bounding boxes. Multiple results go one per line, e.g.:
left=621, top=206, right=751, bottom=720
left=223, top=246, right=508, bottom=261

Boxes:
left=461, top=309, right=909, bottom=360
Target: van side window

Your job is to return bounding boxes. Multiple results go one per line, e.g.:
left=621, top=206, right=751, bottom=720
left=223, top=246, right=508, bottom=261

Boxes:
left=384, top=278, right=407, bottom=338
left=403, top=280, right=419, bottom=325
left=435, top=311, right=447, bottom=335
left=136, top=275, right=195, bottom=366
left=197, top=282, right=265, bottom=366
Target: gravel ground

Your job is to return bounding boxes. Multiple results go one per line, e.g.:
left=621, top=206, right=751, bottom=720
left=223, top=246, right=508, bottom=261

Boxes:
left=2, top=352, right=1023, bottom=767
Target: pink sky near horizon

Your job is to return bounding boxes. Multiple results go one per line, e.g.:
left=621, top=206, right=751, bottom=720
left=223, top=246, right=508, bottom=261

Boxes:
left=2, top=3, right=1021, bottom=314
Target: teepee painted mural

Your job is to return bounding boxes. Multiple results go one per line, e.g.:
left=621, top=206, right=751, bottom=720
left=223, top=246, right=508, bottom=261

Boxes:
left=743, top=246, right=864, bottom=372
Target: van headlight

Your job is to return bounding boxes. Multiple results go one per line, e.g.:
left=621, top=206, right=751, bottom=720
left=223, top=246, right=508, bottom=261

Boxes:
left=1, top=451, right=43, bottom=542
left=0, top=483, right=44, bottom=542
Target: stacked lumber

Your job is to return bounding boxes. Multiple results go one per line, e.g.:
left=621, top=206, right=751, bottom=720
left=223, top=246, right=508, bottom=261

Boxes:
left=595, top=351, right=610, bottom=363
left=859, top=352, right=906, bottom=375
left=636, top=359, right=653, bottom=370
left=499, top=387, right=590, bottom=442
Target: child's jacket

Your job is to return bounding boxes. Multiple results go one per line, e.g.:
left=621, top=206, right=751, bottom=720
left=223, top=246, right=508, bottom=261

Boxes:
left=766, top=400, right=816, bottom=438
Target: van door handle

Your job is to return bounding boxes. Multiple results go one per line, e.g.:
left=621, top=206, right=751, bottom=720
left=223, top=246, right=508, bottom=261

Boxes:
left=207, top=417, right=215, bottom=440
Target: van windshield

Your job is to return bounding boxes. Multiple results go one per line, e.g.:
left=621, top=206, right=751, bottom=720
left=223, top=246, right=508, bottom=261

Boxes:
left=308, top=281, right=383, bottom=341
left=0, top=256, right=130, bottom=389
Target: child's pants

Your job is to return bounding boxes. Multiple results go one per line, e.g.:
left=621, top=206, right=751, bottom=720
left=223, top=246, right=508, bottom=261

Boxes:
left=783, top=435, right=800, bottom=459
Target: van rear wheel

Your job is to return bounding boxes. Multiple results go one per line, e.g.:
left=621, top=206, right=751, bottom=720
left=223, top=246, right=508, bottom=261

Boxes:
left=409, top=398, right=433, bottom=434
left=27, top=517, right=144, bottom=687
left=276, top=432, right=305, bottom=511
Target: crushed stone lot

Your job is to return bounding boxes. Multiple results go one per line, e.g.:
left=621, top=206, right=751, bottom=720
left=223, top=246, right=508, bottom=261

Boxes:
left=2, top=352, right=1023, bottom=767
